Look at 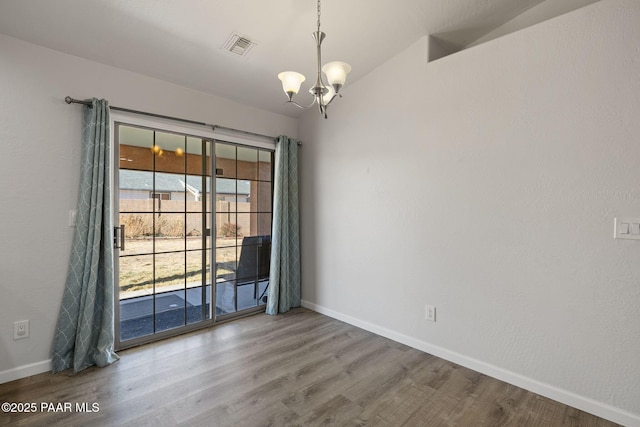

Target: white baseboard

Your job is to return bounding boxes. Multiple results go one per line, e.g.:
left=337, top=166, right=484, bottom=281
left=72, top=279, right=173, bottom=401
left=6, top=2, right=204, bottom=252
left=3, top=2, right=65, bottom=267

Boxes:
left=0, top=359, right=51, bottom=385
left=301, top=300, right=640, bottom=427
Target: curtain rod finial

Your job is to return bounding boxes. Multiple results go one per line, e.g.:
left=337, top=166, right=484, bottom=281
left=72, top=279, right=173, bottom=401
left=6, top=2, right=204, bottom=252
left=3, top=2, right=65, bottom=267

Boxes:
left=65, top=96, right=72, bottom=104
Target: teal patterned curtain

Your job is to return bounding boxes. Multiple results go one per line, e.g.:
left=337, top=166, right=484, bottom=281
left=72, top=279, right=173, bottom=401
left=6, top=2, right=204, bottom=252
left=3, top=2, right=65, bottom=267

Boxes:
left=267, top=136, right=301, bottom=315
left=52, top=98, right=119, bottom=373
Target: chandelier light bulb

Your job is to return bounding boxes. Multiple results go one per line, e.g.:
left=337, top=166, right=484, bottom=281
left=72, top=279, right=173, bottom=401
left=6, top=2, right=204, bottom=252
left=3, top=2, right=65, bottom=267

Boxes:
left=322, top=61, right=351, bottom=89
left=278, top=72, right=306, bottom=97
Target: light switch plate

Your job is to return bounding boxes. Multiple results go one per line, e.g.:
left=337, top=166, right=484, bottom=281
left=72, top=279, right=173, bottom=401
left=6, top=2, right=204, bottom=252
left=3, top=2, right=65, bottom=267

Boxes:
left=614, top=218, right=640, bottom=240
left=69, top=210, right=77, bottom=227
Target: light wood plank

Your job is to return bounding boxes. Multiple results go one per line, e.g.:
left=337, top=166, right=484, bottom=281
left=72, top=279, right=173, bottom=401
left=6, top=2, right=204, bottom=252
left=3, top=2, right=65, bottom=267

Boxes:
left=0, top=308, right=621, bottom=427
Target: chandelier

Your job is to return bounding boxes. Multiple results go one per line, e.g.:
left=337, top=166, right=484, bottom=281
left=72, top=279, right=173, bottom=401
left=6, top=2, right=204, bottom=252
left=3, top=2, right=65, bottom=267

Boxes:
left=277, top=0, right=351, bottom=119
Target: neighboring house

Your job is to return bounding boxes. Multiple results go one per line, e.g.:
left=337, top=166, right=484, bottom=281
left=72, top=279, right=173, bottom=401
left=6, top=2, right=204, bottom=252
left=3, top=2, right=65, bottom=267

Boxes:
left=118, top=169, right=250, bottom=202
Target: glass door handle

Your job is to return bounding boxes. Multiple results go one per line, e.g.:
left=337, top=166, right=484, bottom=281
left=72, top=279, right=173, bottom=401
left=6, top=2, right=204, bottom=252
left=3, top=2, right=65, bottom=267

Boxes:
left=114, top=225, right=125, bottom=251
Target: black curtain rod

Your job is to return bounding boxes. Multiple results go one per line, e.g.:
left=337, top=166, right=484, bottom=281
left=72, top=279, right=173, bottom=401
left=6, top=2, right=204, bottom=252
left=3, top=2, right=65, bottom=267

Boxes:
left=64, top=96, right=296, bottom=144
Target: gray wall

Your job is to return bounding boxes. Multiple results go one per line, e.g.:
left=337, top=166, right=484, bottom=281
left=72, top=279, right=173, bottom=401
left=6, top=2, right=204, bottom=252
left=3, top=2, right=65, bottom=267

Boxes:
left=298, top=0, right=640, bottom=423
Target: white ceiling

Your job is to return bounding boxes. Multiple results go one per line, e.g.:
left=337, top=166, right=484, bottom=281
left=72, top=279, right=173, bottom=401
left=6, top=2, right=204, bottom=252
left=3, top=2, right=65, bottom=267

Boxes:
left=0, top=0, right=571, bottom=118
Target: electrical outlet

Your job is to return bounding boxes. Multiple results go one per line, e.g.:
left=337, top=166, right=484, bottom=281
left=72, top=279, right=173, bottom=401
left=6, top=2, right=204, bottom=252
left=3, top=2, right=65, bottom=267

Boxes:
left=425, top=305, right=436, bottom=322
left=13, top=320, right=29, bottom=340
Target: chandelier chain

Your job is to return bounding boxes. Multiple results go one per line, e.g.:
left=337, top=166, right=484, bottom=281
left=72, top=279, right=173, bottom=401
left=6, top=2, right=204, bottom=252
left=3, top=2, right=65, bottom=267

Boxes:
left=317, top=0, right=321, bottom=32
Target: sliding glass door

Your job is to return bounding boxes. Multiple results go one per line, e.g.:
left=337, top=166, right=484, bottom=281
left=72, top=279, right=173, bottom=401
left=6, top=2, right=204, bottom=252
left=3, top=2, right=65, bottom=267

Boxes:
left=114, top=123, right=274, bottom=349
left=115, top=124, right=212, bottom=348
left=214, top=142, right=273, bottom=318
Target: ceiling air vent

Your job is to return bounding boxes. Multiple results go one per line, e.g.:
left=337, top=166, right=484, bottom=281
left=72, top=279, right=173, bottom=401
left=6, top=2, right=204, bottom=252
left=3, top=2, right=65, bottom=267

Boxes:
left=223, top=33, right=257, bottom=57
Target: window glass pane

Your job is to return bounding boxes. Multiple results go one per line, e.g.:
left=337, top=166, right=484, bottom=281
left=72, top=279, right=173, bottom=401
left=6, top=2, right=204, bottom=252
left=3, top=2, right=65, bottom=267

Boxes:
left=216, top=280, right=236, bottom=315
left=236, top=212, right=271, bottom=237
left=236, top=235, right=271, bottom=281
left=155, top=252, right=186, bottom=294
left=258, top=150, right=273, bottom=181
left=257, top=278, right=269, bottom=306
left=186, top=174, right=207, bottom=212
left=119, top=126, right=154, bottom=172
left=153, top=172, right=185, bottom=212
left=237, top=280, right=257, bottom=311
left=185, top=213, right=205, bottom=249
left=119, top=170, right=154, bottom=212
left=216, top=245, right=237, bottom=280
left=257, top=213, right=272, bottom=237
left=185, top=252, right=211, bottom=324
left=216, top=178, right=238, bottom=204
left=237, top=179, right=251, bottom=204
left=155, top=290, right=186, bottom=332
left=187, top=289, right=204, bottom=324
left=215, top=143, right=236, bottom=178
left=186, top=250, right=205, bottom=288
left=186, top=137, right=205, bottom=175
left=216, top=209, right=239, bottom=248
left=154, top=132, right=186, bottom=174
left=119, top=254, right=154, bottom=301
left=120, top=293, right=154, bottom=341
left=235, top=212, right=251, bottom=238
left=257, top=181, right=272, bottom=212
left=119, top=213, right=153, bottom=255
left=154, top=213, right=185, bottom=254
left=237, top=146, right=258, bottom=180
left=237, top=241, right=258, bottom=281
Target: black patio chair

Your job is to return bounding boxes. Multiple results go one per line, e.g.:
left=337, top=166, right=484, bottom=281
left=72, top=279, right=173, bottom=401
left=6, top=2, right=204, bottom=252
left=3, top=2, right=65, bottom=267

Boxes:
left=236, top=235, right=271, bottom=302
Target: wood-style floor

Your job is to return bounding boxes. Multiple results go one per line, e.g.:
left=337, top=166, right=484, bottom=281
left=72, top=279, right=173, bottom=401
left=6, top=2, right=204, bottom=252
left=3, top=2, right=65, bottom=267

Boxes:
left=0, top=308, right=620, bottom=426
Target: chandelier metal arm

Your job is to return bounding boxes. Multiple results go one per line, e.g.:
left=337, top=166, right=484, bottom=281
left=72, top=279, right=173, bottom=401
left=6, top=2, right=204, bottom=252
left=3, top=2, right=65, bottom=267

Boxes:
left=284, top=93, right=336, bottom=109
left=325, top=92, right=341, bottom=106
left=284, top=99, right=318, bottom=110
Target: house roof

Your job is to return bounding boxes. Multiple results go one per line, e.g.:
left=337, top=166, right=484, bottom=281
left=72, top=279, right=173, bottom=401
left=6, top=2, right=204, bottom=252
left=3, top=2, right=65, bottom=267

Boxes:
left=119, top=169, right=250, bottom=195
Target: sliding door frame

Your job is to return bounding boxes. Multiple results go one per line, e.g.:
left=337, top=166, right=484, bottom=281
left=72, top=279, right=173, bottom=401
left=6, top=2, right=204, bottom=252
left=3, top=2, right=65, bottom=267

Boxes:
left=110, top=112, right=275, bottom=351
